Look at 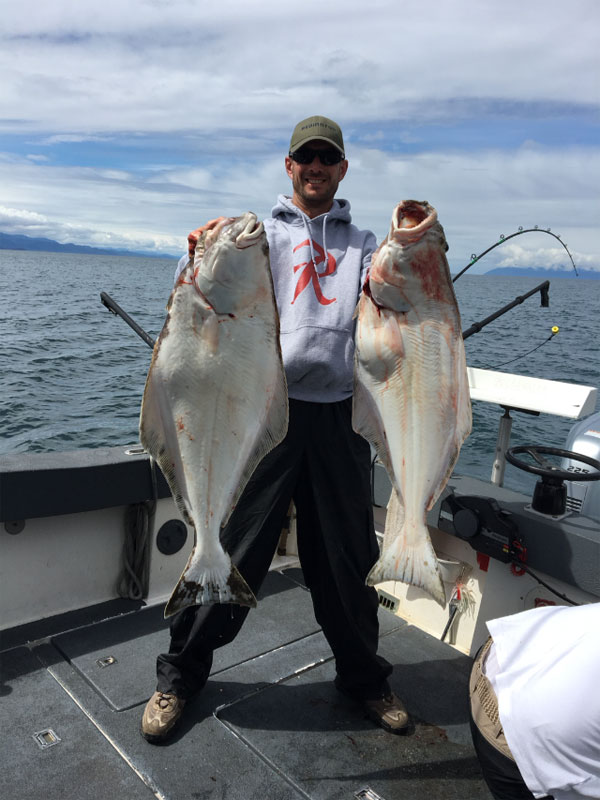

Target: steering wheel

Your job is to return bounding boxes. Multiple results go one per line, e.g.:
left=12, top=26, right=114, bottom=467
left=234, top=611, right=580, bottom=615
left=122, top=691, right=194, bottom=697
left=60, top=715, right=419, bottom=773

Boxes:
left=505, top=445, right=600, bottom=515
left=505, top=446, right=600, bottom=481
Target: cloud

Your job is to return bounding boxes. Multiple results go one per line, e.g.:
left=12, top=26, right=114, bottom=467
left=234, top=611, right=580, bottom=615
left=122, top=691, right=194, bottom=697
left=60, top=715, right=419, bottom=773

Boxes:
left=344, top=143, right=600, bottom=267
left=1, top=0, right=598, bottom=134
left=1, top=138, right=598, bottom=268
left=0, top=200, right=181, bottom=253
left=0, top=205, right=49, bottom=231
left=39, top=134, right=115, bottom=145
left=496, top=243, right=595, bottom=271
left=0, top=0, right=598, bottom=267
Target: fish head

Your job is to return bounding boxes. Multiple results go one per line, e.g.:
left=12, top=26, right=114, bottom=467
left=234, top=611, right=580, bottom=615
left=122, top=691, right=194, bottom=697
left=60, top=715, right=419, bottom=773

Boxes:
left=193, top=212, right=270, bottom=313
left=389, top=200, right=447, bottom=248
left=367, top=200, right=452, bottom=312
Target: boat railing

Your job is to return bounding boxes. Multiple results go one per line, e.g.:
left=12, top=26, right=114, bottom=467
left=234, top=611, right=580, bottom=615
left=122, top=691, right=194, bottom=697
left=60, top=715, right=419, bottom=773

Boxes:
left=467, top=368, right=597, bottom=485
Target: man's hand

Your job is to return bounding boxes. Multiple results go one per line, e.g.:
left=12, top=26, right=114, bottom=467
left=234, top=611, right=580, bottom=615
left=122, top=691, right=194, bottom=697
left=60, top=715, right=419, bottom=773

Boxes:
left=188, top=217, right=226, bottom=259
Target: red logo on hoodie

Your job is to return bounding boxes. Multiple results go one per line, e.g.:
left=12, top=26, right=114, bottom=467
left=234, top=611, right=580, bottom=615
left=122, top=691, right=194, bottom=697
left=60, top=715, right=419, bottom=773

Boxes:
left=291, top=240, right=337, bottom=305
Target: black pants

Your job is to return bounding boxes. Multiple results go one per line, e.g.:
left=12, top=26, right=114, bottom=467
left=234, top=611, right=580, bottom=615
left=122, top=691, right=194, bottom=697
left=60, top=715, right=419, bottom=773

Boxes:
left=156, top=398, right=393, bottom=700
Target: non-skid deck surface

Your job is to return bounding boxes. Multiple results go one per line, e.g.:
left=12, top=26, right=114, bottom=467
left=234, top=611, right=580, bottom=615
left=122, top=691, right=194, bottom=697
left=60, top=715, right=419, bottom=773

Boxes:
left=0, top=569, right=492, bottom=800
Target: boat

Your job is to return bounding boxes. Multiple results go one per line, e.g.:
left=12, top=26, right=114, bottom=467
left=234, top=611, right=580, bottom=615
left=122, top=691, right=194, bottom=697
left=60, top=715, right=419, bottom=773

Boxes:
left=1, top=323, right=599, bottom=799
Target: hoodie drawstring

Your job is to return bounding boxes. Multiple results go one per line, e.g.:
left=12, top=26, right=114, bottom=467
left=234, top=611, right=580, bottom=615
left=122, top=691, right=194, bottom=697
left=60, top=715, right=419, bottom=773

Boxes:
left=301, top=212, right=330, bottom=276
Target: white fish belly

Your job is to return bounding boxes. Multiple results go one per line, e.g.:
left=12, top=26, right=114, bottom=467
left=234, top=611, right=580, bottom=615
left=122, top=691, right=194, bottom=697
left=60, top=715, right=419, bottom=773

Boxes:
left=382, top=316, right=468, bottom=512
left=140, top=263, right=287, bottom=615
left=354, top=294, right=471, bottom=605
left=157, top=290, right=281, bottom=533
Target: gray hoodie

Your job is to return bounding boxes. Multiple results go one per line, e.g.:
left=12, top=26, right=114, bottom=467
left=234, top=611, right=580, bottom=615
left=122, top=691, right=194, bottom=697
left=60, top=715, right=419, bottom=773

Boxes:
left=265, top=194, right=376, bottom=402
left=174, top=195, right=376, bottom=403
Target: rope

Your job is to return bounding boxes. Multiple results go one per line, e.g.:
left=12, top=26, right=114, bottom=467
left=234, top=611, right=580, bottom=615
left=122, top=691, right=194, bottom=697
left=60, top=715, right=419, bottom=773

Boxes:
left=511, top=561, right=579, bottom=606
left=116, top=458, right=158, bottom=600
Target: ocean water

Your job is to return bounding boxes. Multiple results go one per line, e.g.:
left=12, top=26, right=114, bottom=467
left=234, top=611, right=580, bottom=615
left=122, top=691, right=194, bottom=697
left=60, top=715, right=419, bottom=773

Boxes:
left=1, top=249, right=598, bottom=494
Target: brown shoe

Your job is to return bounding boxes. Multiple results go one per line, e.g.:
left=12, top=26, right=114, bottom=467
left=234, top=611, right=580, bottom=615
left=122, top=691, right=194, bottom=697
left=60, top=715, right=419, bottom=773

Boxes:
left=363, top=691, right=412, bottom=734
left=141, top=691, right=186, bottom=743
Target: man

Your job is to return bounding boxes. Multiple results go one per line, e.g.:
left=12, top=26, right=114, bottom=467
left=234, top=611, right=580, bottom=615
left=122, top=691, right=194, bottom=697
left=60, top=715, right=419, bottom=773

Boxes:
left=470, top=602, right=600, bottom=799
left=141, top=115, right=410, bottom=743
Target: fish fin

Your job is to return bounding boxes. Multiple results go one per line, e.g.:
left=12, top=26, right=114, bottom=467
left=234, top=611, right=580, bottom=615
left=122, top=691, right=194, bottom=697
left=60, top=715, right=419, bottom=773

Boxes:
left=425, top=342, right=472, bottom=512
left=381, top=488, right=405, bottom=552
left=140, top=369, right=191, bottom=521
left=164, top=560, right=257, bottom=618
left=352, top=371, right=395, bottom=482
left=367, top=514, right=446, bottom=608
left=454, top=340, right=472, bottom=444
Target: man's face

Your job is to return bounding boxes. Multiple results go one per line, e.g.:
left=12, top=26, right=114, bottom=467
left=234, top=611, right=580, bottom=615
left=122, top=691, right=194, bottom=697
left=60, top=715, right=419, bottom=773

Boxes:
left=285, top=139, right=348, bottom=218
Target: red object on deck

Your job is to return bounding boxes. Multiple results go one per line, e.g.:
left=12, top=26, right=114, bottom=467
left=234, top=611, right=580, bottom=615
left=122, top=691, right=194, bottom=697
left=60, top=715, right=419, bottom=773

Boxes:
left=477, top=552, right=490, bottom=572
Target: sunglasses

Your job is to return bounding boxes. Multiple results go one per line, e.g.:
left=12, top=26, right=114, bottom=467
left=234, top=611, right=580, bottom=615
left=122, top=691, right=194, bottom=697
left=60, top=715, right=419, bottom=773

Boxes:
left=289, top=146, right=345, bottom=166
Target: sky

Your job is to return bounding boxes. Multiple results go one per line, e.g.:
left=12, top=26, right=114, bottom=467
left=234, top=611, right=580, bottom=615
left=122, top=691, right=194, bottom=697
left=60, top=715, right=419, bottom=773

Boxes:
left=1, top=0, right=598, bottom=274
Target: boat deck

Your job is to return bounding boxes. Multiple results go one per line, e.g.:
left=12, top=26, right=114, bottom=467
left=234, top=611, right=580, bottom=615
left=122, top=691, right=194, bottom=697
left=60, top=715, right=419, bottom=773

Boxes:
left=1, top=567, right=492, bottom=800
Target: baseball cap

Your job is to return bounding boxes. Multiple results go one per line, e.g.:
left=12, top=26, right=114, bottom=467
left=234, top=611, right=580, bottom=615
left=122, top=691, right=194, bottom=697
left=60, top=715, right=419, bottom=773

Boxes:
left=289, top=116, right=345, bottom=156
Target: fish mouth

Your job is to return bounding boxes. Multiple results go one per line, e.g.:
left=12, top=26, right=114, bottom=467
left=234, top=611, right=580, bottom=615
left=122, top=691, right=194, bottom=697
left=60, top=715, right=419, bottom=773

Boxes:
left=202, top=217, right=236, bottom=253
left=201, top=214, right=264, bottom=254
left=235, top=213, right=264, bottom=249
left=394, top=200, right=433, bottom=230
left=390, top=200, right=438, bottom=243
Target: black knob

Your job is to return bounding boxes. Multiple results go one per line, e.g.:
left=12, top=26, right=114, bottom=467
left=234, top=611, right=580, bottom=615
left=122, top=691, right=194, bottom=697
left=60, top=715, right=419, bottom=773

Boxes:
left=453, top=507, right=480, bottom=539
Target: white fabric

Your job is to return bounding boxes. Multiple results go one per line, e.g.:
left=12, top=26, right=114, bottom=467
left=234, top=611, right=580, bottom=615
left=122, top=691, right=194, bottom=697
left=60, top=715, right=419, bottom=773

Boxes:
left=482, top=639, right=500, bottom=685
left=487, top=603, right=600, bottom=800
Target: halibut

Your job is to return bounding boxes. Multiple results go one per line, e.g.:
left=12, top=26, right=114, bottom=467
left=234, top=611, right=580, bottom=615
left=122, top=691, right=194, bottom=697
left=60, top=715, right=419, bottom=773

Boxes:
left=140, top=213, right=288, bottom=617
left=353, top=200, right=471, bottom=605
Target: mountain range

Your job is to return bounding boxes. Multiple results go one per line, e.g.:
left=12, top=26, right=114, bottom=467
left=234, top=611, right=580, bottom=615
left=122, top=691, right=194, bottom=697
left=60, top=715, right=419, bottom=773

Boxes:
left=0, top=231, right=177, bottom=259
left=1, top=231, right=598, bottom=278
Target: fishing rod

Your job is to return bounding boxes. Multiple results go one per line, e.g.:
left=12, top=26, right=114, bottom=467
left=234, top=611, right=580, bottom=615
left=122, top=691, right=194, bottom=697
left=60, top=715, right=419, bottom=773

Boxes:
left=100, top=283, right=552, bottom=352
left=453, top=226, right=578, bottom=282
left=100, top=292, right=156, bottom=349
left=461, top=280, right=550, bottom=341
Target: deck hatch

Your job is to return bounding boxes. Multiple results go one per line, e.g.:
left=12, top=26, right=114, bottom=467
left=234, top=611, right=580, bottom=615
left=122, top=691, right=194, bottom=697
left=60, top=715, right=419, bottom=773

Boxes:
left=32, top=728, right=61, bottom=749
left=355, top=787, right=386, bottom=800
left=96, top=655, right=117, bottom=668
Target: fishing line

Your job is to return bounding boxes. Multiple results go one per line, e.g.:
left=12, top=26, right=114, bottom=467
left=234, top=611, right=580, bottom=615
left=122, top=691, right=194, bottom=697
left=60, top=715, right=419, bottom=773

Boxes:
left=482, top=326, right=560, bottom=369
left=453, top=226, right=578, bottom=282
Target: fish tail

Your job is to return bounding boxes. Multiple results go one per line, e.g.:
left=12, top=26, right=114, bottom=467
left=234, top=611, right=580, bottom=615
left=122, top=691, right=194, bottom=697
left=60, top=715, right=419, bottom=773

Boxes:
left=164, top=561, right=257, bottom=618
left=366, top=524, right=446, bottom=607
